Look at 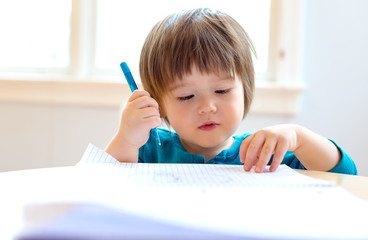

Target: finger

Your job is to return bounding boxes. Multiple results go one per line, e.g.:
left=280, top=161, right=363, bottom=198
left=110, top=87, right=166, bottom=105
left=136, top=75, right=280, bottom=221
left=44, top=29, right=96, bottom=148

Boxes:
left=128, top=90, right=150, bottom=102
left=269, top=139, right=288, bottom=172
left=239, top=135, right=254, bottom=163
left=135, top=106, right=161, bottom=120
left=255, top=138, right=277, bottom=173
left=141, top=115, right=162, bottom=130
left=130, top=94, right=159, bottom=111
left=243, top=134, right=265, bottom=172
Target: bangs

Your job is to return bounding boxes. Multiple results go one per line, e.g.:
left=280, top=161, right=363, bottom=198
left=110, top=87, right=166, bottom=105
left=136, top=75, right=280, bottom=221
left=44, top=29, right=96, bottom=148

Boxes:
left=146, top=8, right=248, bottom=92
left=140, top=8, right=255, bottom=118
left=165, top=12, right=238, bottom=83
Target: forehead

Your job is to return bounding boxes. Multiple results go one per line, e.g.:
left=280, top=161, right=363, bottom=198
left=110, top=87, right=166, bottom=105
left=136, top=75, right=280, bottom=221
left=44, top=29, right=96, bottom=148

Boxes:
left=168, top=67, right=236, bottom=91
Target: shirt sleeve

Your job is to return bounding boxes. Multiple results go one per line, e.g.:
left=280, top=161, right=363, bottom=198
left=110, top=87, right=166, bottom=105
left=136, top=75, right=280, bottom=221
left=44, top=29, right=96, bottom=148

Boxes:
left=327, top=139, right=357, bottom=175
left=280, top=139, right=357, bottom=175
left=138, top=129, right=158, bottom=163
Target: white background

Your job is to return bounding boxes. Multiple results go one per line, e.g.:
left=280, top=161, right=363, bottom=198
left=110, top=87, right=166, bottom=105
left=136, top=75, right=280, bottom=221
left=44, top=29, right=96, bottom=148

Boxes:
left=1, top=0, right=367, bottom=175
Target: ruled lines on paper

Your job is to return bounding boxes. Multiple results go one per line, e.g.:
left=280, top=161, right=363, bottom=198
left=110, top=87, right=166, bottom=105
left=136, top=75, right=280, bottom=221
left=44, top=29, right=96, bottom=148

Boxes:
left=118, top=163, right=336, bottom=189
left=77, top=144, right=336, bottom=189
left=78, top=143, right=121, bottom=165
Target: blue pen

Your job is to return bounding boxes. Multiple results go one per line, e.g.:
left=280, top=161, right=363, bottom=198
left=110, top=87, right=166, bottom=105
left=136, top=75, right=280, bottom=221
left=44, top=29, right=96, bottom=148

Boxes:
left=120, top=62, right=161, bottom=146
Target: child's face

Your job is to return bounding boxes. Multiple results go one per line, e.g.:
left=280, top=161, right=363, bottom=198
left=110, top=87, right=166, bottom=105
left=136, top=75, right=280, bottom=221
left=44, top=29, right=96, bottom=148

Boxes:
left=162, top=66, right=245, bottom=155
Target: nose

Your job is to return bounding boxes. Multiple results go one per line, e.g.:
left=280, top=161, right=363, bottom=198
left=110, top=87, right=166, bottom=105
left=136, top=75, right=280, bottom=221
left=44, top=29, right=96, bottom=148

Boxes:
left=197, top=96, right=217, bottom=114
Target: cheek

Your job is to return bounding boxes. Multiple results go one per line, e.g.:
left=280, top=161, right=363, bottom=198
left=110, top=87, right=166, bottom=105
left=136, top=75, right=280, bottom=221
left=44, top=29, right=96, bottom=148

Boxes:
left=167, top=104, right=188, bottom=119
left=225, top=91, right=245, bottom=121
left=165, top=105, right=192, bottom=133
left=162, top=98, right=189, bottom=125
left=226, top=102, right=244, bottom=121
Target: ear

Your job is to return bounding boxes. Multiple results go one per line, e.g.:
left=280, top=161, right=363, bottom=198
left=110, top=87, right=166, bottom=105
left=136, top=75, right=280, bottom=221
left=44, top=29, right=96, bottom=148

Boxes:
left=158, top=105, right=170, bottom=125
left=159, top=109, right=166, bottom=118
left=158, top=101, right=166, bottom=118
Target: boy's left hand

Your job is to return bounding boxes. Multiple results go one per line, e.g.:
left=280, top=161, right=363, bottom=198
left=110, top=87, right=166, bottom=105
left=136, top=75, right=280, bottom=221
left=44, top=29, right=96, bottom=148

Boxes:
left=239, top=124, right=299, bottom=173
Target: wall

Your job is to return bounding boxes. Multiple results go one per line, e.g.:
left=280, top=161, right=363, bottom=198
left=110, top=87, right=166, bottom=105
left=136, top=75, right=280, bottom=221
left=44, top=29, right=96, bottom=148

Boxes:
left=1, top=0, right=368, bottom=175
left=238, top=0, right=368, bottom=175
left=299, top=0, right=368, bottom=175
left=0, top=103, right=120, bottom=170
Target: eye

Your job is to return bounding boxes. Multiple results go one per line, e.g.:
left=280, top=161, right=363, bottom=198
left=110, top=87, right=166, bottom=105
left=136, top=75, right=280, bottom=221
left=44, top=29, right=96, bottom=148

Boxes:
left=215, top=89, right=231, bottom=94
left=177, top=94, right=194, bottom=101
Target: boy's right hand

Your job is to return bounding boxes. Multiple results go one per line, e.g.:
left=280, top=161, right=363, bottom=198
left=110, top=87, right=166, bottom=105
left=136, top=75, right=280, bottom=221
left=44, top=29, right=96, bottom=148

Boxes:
left=118, top=90, right=161, bottom=149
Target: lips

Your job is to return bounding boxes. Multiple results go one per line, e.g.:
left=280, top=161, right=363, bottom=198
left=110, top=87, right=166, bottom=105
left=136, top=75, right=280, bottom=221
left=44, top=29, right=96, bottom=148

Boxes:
left=199, top=122, right=219, bottom=131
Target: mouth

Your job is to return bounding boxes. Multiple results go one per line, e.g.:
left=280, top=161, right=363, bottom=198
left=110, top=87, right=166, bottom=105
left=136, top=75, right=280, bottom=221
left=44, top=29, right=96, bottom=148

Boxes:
left=198, top=122, right=219, bottom=131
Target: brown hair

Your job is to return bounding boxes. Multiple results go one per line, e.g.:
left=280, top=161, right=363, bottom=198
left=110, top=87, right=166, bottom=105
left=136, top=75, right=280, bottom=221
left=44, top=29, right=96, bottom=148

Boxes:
left=139, top=8, right=255, bottom=119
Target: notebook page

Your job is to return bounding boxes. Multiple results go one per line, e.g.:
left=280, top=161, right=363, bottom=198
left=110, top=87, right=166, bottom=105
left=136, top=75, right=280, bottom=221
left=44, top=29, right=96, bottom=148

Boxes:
left=77, top=143, right=336, bottom=189
left=13, top=144, right=367, bottom=240
left=78, top=143, right=121, bottom=165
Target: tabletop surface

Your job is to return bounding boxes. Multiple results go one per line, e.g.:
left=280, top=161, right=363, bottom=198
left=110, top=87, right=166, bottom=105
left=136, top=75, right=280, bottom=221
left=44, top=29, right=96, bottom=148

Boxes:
left=1, top=165, right=368, bottom=240
left=299, top=170, right=368, bottom=200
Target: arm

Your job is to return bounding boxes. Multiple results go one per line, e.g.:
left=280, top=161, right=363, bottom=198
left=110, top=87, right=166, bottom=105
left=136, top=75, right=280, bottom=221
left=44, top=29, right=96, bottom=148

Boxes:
left=292, top=125, right=341, bottom=171
left=239, top=124, right=341, bottom=173
left=105, top=90, right=161, bottom=162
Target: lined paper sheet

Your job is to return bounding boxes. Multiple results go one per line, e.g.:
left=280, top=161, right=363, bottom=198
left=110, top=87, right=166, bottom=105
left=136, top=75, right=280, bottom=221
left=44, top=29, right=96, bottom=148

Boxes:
left=78, top=143, right=336, bottom=189
left=9, top=143, right=368, bottom=240
left=78, top=143, right=121, bottom=165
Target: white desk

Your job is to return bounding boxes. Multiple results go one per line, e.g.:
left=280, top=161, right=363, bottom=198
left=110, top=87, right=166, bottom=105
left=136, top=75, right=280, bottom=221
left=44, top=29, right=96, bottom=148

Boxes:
left=299, top=170, right=368, bottom=200
left=1, top=165, right=367, bottom=240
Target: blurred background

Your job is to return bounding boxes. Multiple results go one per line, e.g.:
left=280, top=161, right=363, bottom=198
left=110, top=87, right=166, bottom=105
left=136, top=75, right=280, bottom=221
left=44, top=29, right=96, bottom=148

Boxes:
left=0, top=0, right=367, bottom=175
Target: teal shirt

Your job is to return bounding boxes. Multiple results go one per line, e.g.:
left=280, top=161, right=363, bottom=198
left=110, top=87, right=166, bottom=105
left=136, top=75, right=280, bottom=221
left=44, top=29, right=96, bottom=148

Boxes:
left=139, top=128, right=357, bottom=175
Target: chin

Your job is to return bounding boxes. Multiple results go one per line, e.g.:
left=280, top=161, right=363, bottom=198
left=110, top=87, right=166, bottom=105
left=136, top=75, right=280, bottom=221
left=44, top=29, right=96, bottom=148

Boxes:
left=196, top=138, right=228, bottom=149
left=180, top=130, right=234, bottom=150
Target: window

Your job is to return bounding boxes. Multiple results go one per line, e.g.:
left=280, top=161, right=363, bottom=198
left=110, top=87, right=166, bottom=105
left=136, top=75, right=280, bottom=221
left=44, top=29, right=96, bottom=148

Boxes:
left=0, top=0, right=71, bottom=71
left=0, top=0, right=271, bottom=79
left=94, top=0, right=271, bottom=78
left=0, top=0, right=304, bottom=115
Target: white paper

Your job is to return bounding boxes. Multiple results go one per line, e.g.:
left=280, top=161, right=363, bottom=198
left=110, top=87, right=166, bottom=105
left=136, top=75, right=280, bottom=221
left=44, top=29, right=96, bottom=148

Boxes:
left=78, top=143, right=336, bottom=189
left=74, top=144, right=368, bottom=239
left=2, top=144, right=367, bottom=240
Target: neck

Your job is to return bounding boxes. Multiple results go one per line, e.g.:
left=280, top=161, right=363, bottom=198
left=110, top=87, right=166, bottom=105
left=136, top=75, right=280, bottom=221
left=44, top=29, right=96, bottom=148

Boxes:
left=180, top=137, right=235, bottom=161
